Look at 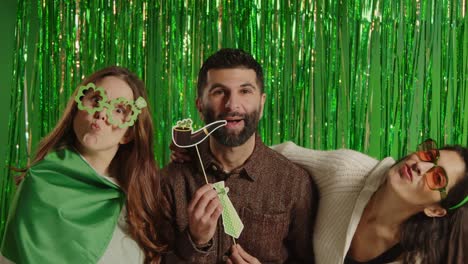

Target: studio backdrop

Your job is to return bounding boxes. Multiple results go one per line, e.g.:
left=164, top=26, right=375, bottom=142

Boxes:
left=1, top=0, right=467, bottom=237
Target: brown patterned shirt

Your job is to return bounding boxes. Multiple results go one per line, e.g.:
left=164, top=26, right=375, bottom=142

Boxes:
left=160, top=136, right=318, bottom=263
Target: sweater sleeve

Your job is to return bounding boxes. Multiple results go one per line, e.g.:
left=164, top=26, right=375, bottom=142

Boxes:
left=273, top=142, right=385, bottom=263
left=271, top=141, right=379, bottom=193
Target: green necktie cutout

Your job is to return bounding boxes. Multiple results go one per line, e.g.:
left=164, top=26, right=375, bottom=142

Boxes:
left=212, top=181, right=244, bottom=239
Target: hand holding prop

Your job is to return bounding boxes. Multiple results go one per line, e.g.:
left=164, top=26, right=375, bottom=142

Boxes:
left=171, top=118, right=244, bottom=242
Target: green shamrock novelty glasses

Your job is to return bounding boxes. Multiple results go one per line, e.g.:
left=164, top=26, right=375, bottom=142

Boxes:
left=74, top=83, right=147, bottom=128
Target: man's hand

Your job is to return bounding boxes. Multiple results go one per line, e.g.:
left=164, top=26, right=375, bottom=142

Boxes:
left=188, top=184, right=223, bottom=245
left=169, top=142, right=192, bottom=163
left=227, top=244, right=261, bottom=264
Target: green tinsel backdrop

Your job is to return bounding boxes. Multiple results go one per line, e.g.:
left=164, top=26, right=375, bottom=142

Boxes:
left=1, top=0, right=467, bottom=238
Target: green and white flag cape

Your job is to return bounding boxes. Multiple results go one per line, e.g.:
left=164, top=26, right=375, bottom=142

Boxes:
left=1, top=148, right=125, bottom=264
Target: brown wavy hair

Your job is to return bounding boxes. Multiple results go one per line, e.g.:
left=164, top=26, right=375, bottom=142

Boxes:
left=19, top=66, right=165, bottom=263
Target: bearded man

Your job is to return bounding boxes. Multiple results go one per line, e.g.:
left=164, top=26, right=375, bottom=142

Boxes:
left=160, top=48, right=318, bottom=264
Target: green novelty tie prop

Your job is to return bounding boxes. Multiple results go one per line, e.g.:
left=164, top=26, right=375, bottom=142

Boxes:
left=212, top=181, right=244, bottom=238
left=172, top=118, right=244, bottom=240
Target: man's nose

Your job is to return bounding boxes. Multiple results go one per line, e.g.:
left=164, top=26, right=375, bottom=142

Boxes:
left=224, top=94, right=241, bottom=110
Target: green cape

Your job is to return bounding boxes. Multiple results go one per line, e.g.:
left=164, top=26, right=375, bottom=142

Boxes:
left=1, top=148, right=125, bottom=263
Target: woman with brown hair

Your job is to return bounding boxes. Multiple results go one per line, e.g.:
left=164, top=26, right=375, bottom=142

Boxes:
left=1, top=66, right=165, bottom=263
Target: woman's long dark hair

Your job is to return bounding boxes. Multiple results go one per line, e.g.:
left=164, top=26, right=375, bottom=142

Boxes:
left=400, top=145, right=468, bottom=263
left=18, top=66, right=165, bottom=263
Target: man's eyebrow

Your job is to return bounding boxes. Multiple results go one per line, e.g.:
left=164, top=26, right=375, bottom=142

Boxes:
left=240, top=83, right=257, bottom=89
left=208, top=82, right=258, bottom=91
left=208, top=83, right=228, bottom=91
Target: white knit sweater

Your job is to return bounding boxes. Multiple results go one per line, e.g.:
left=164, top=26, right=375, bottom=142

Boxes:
left=272, top=141, right=397, bottom=264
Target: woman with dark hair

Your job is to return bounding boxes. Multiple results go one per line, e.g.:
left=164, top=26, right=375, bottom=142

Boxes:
left=1, top=66, right=165, bottom=263
left=272, top=140, right=468, bottom=264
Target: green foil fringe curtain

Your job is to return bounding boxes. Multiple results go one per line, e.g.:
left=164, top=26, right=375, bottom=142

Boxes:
left=1, top=0, right=467, bottom=237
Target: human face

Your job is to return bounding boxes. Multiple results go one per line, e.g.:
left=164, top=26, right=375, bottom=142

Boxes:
left=388, top=149, right=466, bottom=207
left=197, top=68, right=266, bottom=147
left=73, top=76, right=133, bottom=155
left=414, top=141, right=448, bottom=199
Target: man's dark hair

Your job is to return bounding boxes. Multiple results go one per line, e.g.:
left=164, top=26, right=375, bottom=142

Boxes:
left=196, top=48, right=264, bottom=98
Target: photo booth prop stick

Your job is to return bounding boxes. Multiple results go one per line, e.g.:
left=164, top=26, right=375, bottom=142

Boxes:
left=172, top=118, right=227, bottom=184
left=172, top=118, right=244, bottom=240
left=172, top=118, right=227, bottom=148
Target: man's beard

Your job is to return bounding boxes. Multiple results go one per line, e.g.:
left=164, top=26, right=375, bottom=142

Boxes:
left=202, top=108, right=260, bottom=147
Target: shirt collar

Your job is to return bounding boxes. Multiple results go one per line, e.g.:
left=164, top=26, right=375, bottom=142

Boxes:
left=193, top=134, right=267, bottom=182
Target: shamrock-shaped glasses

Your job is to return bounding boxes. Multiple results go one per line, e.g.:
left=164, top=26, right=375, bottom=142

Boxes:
left=74, top=83, right=147, bottom=128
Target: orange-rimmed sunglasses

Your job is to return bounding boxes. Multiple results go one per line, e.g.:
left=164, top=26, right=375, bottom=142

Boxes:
left=416, top=139, right=448, bottom=200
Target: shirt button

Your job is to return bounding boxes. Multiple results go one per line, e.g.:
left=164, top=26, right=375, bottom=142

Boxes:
left=222, top=255, right=229, bottom=262
left=212, top=165, right=218, bottom=171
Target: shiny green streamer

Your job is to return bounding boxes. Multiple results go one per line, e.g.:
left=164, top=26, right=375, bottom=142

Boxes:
left=1, top=0, right=467, bottom=238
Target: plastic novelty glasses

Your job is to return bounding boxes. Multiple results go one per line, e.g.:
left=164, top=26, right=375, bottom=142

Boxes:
left=416, top=139, right=447, bottom=200
left=416, top=139, right=468, bottom=210
left=74, top=83, right=147, bottom=128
